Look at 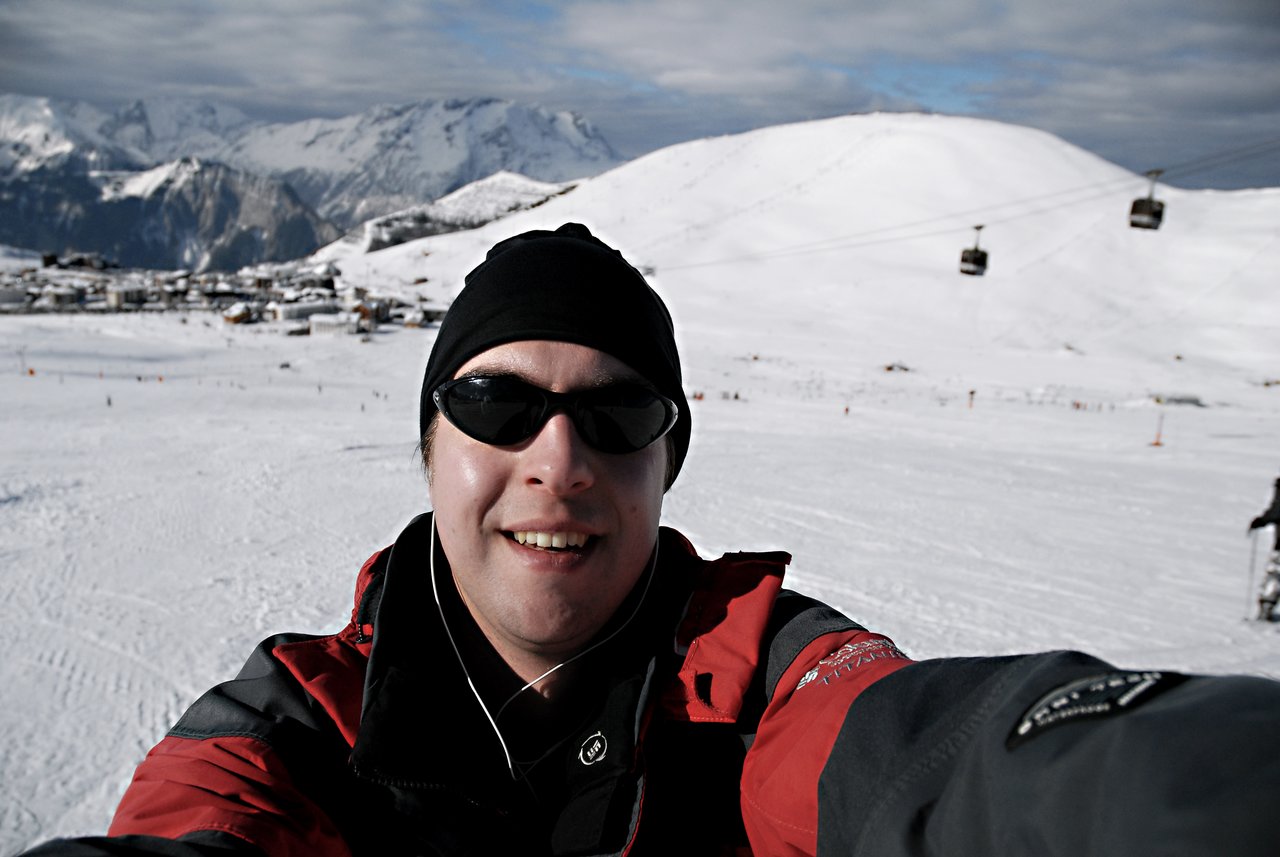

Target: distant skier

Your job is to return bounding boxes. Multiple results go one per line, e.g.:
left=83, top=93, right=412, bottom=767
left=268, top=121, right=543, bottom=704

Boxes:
left=1248, top=476, right=1280, bottom=621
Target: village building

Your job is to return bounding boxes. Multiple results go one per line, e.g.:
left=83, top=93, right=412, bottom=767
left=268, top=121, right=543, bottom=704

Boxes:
left=309, top=311, right=364, bottom=335
left=106, top=283, right=148, bottom=310
left=222, top=302, right=256, bottom=324
left=0, top=286, right=30, bottom=309
left=267, top=299, right=341, bottom=322
left=41, top=284, right=87, bottom=309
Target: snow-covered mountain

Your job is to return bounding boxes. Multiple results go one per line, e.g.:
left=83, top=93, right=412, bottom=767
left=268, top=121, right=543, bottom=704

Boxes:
left=0, top=94, right=144, bottom=173
left=0, top=153, right=339, bottom=272
left=2, top=94, right=620, bottom=226
left=93, top=97, right=259, bottom=163
left=217, top=98, right=619, bottom=228
left=0, top=93, right=621, bottom=270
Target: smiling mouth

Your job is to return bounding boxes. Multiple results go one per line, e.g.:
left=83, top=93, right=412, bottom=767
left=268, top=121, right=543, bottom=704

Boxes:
left=510, top=530, right=591, bottom=551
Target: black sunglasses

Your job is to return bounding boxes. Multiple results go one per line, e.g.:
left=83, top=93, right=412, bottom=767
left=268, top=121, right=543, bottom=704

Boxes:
left=432, top=374, right=679, bottom=454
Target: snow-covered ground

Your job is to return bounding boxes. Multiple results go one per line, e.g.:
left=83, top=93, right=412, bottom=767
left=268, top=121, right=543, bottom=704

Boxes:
left=3, top=113, right=1278, bottom=854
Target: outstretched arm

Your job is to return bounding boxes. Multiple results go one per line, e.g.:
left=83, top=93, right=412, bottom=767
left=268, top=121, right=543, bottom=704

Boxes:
left=750, top=644, right=1280, bottom=857
left=740, top=615, right=1280, bottom=857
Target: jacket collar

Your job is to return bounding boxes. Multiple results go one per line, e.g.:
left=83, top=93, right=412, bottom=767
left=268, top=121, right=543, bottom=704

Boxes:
left=351, top=513, right=509, bottom=790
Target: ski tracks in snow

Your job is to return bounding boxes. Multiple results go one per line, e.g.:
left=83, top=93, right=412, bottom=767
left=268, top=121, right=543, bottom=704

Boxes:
left=1, top=315, right=427, bottom=854
left=668, top=379, right=1279, bottom=676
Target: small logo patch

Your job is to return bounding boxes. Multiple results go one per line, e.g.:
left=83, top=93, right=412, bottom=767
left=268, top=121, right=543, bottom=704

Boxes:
left=796, top=638, right=909, bottom=690
left=1008, top=670, right=1187, bottom=748
left=578, top=731, right=607, bottom=765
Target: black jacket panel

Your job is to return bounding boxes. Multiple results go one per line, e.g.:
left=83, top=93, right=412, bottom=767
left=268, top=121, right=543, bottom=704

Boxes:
left=818, top=651, right=1280, bottom=857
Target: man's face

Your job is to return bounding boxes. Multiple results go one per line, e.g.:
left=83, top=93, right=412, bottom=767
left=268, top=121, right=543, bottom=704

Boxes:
left=429, top=340, right=668, bottom=669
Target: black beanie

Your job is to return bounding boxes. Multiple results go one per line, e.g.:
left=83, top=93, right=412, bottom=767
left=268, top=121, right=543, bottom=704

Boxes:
left=419, top=223, right=691, bottom=485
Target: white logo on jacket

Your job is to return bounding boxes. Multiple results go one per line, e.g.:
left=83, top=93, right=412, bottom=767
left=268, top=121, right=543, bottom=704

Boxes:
left=797, top=639, right=908, bottom=690
left=579, top=731, right=607, bottom=765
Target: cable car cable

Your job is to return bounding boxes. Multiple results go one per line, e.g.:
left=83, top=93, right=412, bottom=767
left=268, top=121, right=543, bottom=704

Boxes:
left=660, top=179, right=1137, bottom=271
left=651, top=135, right=1280, bottom=272
left=1156, top=136, right=1280, bottom=182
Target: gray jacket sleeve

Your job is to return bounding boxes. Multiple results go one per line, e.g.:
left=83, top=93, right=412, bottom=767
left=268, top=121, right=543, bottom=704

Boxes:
left=817, top=650, right=1280, bottom=856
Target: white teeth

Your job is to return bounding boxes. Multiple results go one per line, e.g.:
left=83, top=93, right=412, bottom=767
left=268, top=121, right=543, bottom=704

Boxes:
left=514, top=531, right=588, bottom=549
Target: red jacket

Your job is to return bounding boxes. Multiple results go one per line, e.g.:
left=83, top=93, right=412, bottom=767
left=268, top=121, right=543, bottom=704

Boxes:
left=25, top=514, right=1280, bottom=856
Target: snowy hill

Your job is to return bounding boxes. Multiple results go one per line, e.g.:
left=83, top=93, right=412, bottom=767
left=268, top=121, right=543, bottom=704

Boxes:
left=2, top=112, right=1278, bottom=854
left=311, top=171, right=578, bottom=260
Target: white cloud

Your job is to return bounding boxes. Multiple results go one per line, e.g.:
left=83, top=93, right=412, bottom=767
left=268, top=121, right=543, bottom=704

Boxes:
left=0, top=0, right=1275, bottom=186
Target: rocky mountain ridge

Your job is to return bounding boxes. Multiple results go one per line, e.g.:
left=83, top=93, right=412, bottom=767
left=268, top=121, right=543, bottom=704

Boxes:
left=0, top=94, right=620, bottom=270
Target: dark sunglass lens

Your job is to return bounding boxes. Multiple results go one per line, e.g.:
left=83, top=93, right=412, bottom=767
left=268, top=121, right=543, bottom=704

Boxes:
left=439, top=378, right=543, bottom=445
left=437, top=377, right=674, bottom=452
left=575, top=387, right=674, bottom=453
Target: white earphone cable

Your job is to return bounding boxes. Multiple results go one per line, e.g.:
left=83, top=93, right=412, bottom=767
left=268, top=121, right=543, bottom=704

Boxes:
left=429, top=516, right=659, bottom=778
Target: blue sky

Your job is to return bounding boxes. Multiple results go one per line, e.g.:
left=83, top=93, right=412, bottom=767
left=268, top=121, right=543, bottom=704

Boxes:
left=2, top=0, right=1277, bottom=188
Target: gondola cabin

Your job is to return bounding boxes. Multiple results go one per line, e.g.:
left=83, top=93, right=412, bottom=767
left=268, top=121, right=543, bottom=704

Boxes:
left=960, top=247, right=988, bottom=276
left=959, top=225, right=987, bottom=276
left=1129, top=197, right=1165, bottom=230
left=1130, top=169, right=1166, bottom=230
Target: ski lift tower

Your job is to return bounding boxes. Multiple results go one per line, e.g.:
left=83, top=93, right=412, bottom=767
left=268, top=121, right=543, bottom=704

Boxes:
left=1129, top=169, right=1166, bottom=230
left=959, top=225, right=988, bottom=276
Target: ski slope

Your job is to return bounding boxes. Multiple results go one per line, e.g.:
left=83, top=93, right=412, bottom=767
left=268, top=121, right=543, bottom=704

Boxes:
left=3, top=113, right=1278, bottom=854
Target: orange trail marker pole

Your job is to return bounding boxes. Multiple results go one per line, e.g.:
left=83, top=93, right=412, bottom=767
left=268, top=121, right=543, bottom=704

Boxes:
left=1150, top=412, right=1164, bottom=447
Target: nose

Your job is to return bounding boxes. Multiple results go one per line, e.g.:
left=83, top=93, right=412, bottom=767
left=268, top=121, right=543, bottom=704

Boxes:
left=521, top=411, right=596, bottom=494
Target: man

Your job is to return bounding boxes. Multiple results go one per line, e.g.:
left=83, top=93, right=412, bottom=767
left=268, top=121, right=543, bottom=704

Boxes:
left=23, top=224, right=1280, bottom=856
left=1250, top=476, right=1280, bottom=621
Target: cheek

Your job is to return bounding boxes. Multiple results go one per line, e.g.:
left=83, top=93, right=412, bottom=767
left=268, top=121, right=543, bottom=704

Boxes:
left=430, top=451, right=480, bottom=498
left=622, top=448, right=668, bottom=520
left=428, top=434, right=506, bottom=524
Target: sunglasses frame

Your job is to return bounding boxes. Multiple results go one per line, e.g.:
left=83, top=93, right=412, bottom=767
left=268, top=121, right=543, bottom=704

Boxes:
left=432, top=374, right=679, bottom=454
